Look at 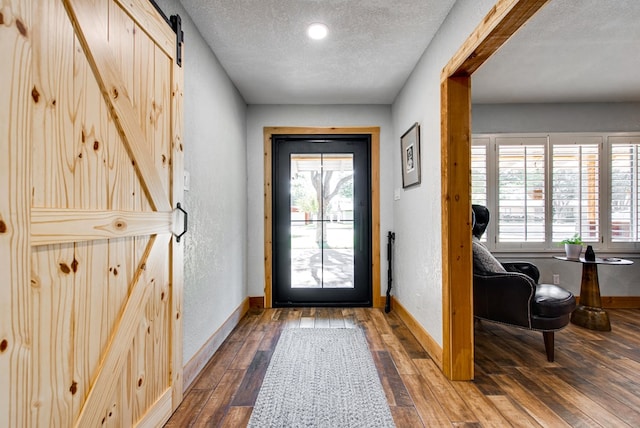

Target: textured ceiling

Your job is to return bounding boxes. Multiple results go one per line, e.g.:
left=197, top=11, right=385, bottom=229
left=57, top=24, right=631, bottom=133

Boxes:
left=473, top=0, right=640, bottom=103
left=178, top=0, right=457, bottom=104
left=178, top=0, right=640, bottom=105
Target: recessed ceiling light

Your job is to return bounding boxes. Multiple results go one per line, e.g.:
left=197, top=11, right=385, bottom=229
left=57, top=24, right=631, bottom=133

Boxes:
left=307, top=23, right=328, bottom=40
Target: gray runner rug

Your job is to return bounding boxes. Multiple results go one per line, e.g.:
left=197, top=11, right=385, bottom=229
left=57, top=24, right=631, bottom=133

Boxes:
left=248, top=328, right=396, bottom=428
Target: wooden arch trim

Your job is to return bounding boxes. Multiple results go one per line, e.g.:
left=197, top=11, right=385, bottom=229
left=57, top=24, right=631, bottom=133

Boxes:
left=441, top=0, right=550, bottom=380
left=263, top=127, right=381, bottom=309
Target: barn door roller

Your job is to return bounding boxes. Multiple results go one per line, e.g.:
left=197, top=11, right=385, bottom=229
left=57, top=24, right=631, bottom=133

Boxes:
left=170, top=15, right=184, bottom=67
left=148, top=1, right=184, bottom=66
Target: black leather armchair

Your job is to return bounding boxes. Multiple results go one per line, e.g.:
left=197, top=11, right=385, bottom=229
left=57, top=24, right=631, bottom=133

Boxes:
left=472, top=205, right=576, bottom=362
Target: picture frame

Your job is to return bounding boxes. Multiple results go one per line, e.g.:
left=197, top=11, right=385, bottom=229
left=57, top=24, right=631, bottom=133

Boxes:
left=400, top=122, right=421, bottom=188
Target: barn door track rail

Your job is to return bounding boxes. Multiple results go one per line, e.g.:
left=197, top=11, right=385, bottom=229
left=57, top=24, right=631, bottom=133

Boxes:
left=149, top=0, right=184, bottom=66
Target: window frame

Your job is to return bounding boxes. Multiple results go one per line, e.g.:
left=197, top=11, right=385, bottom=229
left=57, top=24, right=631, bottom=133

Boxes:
left=549, top=134, right=602, bottom=246
left=495, top=136, right=548, bottom=251
left=472, top=132, right=640, bottom=254
left=608, top=135, right=640, bottom=251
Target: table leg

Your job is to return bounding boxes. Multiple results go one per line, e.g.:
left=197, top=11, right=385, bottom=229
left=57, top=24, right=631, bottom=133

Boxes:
left=570, top=263, right=611, bottom=331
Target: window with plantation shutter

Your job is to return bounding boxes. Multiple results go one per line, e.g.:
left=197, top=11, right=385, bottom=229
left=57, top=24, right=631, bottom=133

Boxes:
left=610, top=136, right=640, bottom=243
left=471, top=140, right=488, bottom=242
left=496, top=138, right=546, bottom=243
left=471, top=133, right=640, bottom=252
left=471, top=141, right=488, bottom=207
left=551, top=138, right=600, bottom=243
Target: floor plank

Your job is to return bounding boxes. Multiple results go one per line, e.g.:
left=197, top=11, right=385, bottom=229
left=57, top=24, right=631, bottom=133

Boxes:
left=229, top=350, right=273, bottom=407
left=390, top=405, right=425, bottom=427
left=220, top=406, right=252, bottom=427
left=165, top=308, right=640, bottom=427
left=164, top=389, right=211, bottom=428
left=372, top=350, right=414, bottom=407
left=401, top=372, right=453, bottom=426
left=191, top=370, right=245, bottom=427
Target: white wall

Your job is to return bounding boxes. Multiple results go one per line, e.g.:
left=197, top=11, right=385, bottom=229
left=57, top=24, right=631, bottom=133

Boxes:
left=246, top=105, right=394, bottom=299
left=473, top=102, right=640, bottom=133
left=154, top=0, right=248, bottom=363
left=391, top=0, right=497, bottom=347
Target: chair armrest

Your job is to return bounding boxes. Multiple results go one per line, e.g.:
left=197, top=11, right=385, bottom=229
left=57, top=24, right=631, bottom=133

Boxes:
left=501, top=261, right=540, bottom=283
left=473, top=272, right=535, bottom=328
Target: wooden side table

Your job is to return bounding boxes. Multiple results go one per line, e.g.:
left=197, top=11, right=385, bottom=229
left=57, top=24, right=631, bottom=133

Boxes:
left=553, top=256, right=633, bottom=331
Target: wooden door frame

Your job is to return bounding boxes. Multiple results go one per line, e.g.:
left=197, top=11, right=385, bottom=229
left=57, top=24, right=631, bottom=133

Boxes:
left=264, top=127, right=381, bottom=309
left=441, top=0, right=550, bottom=380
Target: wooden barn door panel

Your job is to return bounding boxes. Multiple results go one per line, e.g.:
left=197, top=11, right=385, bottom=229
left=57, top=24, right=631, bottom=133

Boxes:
left=0, top=2, right=33, bottom=427
left=1, top=0, right=184, bottom=426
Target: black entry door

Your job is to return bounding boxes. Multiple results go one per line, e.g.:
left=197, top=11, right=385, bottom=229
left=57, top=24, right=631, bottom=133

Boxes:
left=273, top=135, right=372, bottom=307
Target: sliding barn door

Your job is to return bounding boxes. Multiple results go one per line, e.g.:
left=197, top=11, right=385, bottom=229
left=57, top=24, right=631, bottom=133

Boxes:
left=0, top=0, right=184, bottom=426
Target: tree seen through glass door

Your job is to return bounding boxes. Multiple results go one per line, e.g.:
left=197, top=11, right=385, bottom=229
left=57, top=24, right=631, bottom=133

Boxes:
left=290, top=154, right=354, bottom=288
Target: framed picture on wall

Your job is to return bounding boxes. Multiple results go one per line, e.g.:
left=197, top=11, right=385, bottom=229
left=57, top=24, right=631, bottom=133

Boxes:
left=401, top=122, right=421, bottom=188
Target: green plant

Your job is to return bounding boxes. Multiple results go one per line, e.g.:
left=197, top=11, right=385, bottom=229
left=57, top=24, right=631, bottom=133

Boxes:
left=560, top=233, right=583, bottom=245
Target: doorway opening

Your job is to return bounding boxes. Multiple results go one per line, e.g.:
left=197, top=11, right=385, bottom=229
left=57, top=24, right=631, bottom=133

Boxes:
left=263, top=127, right=381, bottom=309
left=272, top=135, right=371, bottom=307
left=440, top=0, right=550, bottom=380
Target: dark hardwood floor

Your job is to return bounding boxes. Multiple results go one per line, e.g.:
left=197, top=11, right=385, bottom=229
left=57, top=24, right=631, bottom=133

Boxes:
left=165, top=307, right=640, bottom=427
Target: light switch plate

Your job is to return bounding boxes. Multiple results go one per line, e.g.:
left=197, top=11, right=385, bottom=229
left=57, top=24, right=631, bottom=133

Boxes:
left=184, top=170, right=190, bottom=191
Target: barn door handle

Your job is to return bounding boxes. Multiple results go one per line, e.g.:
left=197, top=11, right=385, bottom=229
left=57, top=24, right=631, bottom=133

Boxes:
left=174, top=203, right=188, bottom=242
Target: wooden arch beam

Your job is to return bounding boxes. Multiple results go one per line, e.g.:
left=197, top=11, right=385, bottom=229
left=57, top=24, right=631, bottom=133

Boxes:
left=440, top=0, right=550, bottom=380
